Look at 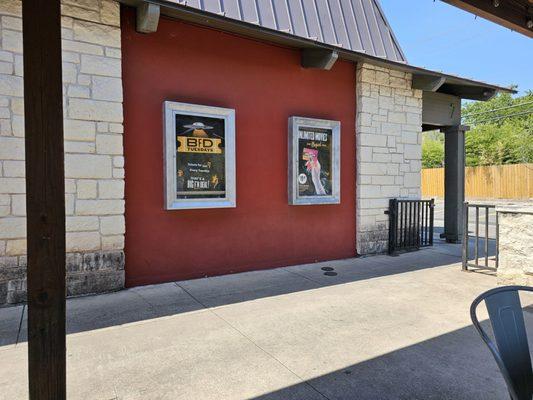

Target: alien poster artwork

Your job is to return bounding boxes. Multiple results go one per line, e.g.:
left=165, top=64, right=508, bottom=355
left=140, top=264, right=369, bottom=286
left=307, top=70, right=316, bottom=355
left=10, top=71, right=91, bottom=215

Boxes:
left=297, top=126, right=332, bottom=197
left=175, top=114, right=226, bottom=199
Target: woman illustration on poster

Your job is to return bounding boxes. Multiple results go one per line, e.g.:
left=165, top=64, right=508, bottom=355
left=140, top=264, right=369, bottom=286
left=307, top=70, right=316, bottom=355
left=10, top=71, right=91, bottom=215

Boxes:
left=304, top=148, right=326, bottom=195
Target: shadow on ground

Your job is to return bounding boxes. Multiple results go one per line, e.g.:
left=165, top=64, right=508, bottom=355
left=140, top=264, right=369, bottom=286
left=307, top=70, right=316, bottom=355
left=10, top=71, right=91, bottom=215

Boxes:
left=251, top=315, right=533, bottom=400
left=1, top=244, right=464, bottom=347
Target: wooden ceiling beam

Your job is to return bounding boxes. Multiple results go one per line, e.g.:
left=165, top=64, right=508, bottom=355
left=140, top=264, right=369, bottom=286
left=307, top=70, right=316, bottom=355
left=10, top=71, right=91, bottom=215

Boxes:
left=441, top=0, right=533, bottom=38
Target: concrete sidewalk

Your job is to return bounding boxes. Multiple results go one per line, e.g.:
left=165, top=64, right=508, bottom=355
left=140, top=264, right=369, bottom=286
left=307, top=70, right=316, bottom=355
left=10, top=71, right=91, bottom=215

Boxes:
left=1, top=243, right=532, bottom=399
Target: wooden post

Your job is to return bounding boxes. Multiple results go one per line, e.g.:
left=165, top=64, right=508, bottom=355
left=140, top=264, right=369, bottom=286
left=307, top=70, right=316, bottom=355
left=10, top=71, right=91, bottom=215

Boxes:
left=22, top=0, right=66, bottom=399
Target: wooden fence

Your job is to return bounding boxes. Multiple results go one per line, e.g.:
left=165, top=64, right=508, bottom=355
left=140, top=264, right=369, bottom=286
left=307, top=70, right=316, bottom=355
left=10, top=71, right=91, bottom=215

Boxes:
left=422, top=163, right=533, bottom=199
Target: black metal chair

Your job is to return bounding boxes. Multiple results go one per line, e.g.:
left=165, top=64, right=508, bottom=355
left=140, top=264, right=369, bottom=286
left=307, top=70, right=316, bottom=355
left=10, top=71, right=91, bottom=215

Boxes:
left=470, top=286, right=533, bottom=400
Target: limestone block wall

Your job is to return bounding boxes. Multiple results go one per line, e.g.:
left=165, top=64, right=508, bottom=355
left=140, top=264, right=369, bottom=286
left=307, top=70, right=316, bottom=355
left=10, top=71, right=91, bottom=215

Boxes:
left=0, top=0, right=124, bottom=304
left=496, top=206, right=533, bottom=286
left=355, top=63, right=423, bottom=254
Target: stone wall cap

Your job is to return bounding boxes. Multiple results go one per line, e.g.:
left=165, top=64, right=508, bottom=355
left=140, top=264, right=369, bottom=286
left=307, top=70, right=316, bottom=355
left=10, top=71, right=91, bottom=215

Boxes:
left=496, top=203, right=533, bottom=214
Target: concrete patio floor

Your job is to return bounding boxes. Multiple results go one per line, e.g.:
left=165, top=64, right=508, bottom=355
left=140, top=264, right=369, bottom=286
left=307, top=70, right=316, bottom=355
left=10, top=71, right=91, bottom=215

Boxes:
left=1, top=242, right=532, bottom=399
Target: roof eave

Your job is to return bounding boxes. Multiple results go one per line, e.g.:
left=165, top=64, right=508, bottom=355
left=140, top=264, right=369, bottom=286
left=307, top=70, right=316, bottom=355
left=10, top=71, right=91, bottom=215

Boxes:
left=120, top=0, right=516, bottom=101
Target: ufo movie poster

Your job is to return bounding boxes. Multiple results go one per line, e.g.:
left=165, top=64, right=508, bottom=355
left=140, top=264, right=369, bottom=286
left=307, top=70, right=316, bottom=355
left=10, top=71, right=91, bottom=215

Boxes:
left=175, top=114, right=226, bottom=199
left=297, top=126, right=333, bottom=197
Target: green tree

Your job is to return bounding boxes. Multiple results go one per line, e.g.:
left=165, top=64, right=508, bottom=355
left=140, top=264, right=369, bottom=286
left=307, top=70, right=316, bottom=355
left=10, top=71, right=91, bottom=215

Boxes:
left=422, top=91, right=533, bottom=168
left=422, top=137, right=444, bottom=168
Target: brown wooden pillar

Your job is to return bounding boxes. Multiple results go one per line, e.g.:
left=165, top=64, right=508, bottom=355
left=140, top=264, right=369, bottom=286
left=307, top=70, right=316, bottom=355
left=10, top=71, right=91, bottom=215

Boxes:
left=22, top=0, right=66, bottom=398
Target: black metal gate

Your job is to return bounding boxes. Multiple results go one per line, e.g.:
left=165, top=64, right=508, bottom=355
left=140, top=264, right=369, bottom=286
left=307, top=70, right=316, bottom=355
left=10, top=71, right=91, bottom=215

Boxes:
left=387, top=199, right=434, bottom=255
left=461, top=202, right=499, bottom=271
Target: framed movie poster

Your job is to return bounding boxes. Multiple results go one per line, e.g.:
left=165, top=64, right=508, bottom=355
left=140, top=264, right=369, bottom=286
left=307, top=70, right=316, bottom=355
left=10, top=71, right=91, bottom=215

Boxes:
left=288, top=116, right=340, bottom=205
left=164, top=101, right=236, bottom=210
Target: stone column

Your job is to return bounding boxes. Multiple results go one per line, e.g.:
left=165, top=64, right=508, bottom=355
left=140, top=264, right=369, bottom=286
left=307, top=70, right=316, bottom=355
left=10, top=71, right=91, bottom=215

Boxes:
left=496, top=205, right=533, bottom=285
left=442, top=125, right=468, bottom=243
left=355, top=63, right=423, bottom=254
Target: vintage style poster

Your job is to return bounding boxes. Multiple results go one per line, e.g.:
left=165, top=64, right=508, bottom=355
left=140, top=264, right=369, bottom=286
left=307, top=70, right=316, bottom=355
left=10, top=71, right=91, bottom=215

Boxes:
left=297, top=126, right=332, bottom=197
left=164, top=101, right=235, bottom=210
left=288, top=116, right=340, bottom=205
left=175, top=114, right=226, bottom=199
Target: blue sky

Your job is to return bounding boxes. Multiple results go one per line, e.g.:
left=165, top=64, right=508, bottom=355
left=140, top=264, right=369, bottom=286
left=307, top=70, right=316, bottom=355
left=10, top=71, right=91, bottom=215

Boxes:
left=379, top=0, right=532, bottom=95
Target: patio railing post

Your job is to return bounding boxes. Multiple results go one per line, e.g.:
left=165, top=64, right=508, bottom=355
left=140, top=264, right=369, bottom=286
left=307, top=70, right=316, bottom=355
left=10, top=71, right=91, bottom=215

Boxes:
left=462, top=202, right=469, bottom=271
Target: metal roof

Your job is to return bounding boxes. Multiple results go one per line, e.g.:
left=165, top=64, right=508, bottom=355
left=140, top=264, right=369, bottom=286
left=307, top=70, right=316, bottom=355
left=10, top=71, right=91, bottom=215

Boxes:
left=158, top=0, right=407, bottom=63
left=123, top=0, right=515, bottom=99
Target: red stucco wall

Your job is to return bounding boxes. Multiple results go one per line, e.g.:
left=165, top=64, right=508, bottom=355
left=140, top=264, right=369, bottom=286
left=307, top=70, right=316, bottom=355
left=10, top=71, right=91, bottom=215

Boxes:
left=121, top=8, right=357, bottom=287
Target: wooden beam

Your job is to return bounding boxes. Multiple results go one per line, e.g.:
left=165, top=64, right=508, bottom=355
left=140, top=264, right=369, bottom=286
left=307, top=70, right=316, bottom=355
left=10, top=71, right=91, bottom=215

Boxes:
left=22, top=0, right=66, bottom=399
left=412, top=74, right=446, bottom=91
left=441, top=0, right=533, bottom=38
left=301, top=49, right=339, bottom=70
left=137, top=2, right=160, bottom=33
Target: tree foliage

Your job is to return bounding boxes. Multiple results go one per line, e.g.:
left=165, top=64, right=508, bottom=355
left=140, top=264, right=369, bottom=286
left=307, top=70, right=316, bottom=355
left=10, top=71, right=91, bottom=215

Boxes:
left=422, top=91, right=533, bottom=168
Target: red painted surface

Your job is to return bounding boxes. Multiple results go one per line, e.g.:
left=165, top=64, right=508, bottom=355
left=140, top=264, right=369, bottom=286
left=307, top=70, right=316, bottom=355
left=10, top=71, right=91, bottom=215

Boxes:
left=121, top=8, right=357, bottom=287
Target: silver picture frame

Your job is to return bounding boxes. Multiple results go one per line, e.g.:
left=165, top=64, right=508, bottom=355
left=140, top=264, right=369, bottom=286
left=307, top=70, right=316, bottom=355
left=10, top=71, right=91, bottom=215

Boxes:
left=288, top=116, right=341, bottom=205
left=164, top=101, right=236, bottom=210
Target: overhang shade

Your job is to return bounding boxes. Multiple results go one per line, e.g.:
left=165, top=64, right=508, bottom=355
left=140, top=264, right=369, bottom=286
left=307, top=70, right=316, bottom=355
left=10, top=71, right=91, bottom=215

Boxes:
left=147, top=0, right=407, bottom=63
left=123, top=0, right=515, bottom=100
left=441, top=0, right=533, bottom=38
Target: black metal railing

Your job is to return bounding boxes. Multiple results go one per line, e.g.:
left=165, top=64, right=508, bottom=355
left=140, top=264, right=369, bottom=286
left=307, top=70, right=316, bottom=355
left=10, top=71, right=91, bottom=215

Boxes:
left=462, top=202, right=499, bottom=271
left=387, top=198, right=434, bottom=255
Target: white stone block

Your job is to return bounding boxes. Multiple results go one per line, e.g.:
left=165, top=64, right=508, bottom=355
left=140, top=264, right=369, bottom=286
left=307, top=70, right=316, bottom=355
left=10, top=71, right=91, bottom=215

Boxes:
left=65, top=193, right=75, bottom=215
left=66, top=231, right=101, bottom=252
left=113, top=156, right=124, bottom=168
left=101, top=234, right=124, bottom=251
left=98, top=180, right=124, bottom=199
left=6, top=238, right=25, bottom=256
left=77, top=180, right=97, bottom=199
left=404, top=144, right=422, bottom=160
left=100, top=215, right=125, bottom=235
left=372, top=153, right=391, bottom=163
left=65, top=179, right=77, bottom=194
left=68, top=98, right=123, bottom=123
left=0, top=50, right=14, bottom=63
left=0, top=217, right=25, bottom=239
left=359, top=133, right=387, bottom=147
left=10, top=98, right=23, bottom=115
left=0, top=137, right=24, bottom=161
left=80, top=54, right=121, bottom=77
left=96, top=134, right=123, bottom=155
left=66, top=216, right=99, bottom=232
left=105, top=47, right=121, bottom=58
left=0, top=61, right=14, bottom=74
left=381, top=186, right=400, bottom=197
left=359, top=185, right=381, bottom=199
left=109, top=123, right=123, bottom=134
left=404, top=172, right=421, bottom=188
left=100, top=0, right=121, bottom=27
left=68, top=85, right=91, bottom=98
left=64, top=141, right=95, bottom=154
left=113, top=168, right=124, bottom=179
left=64, top=119, right=96, bottom=142
left=76, top=199, right=124, bottom=216
left=0, top=178, right=25, bottom=194
left=0, top=0, right=21, bottom=17
left=11, top=115, right=24, bottom=136
left=2, top=30, right=22, bottom=53
left=3, top=160, right=24, bottom=177
left=62, top=39, right=104, bottom=56
left=65, top=154, right=112, bottom=179
left=10, top=194, right=25, bottom=216
left=73, top=20, right=121, bottom=47
left=61, top=5, right=100, bottom=24
left=0, top=74, right=23, bottom=97
left=62, top=62, right=78, bottom=84
left=359, top=162, right=387, bottom=176
left=92, top=76, right=123, bottom=101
